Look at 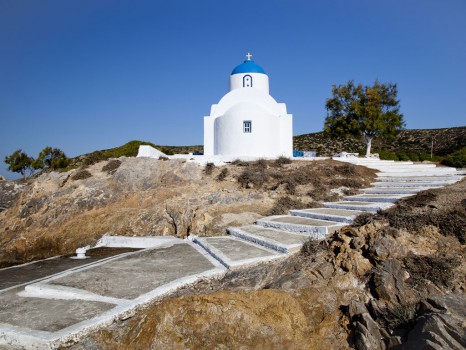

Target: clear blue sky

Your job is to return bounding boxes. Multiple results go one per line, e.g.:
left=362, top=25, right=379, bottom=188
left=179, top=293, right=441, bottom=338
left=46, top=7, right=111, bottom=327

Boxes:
left=1, top=0, right=465, bottom=179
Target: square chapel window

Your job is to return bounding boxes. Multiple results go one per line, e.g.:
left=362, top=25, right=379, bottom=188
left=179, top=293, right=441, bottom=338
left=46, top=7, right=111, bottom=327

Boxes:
left=243, top=121, right=252, bottom=133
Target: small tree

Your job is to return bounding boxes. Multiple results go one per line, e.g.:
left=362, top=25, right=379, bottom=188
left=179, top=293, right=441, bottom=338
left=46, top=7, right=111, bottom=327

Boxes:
left=324, top=80, right=405, bottom=157
left=34, top=146, right=70, bottom=170
left=4, top=149, right=35, bottom=178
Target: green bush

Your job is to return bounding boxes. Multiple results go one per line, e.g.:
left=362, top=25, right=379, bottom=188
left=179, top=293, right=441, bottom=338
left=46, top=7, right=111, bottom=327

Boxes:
left=80, top=140, right=162, bottom=166
left=441, top=147, right=466, bottom=168
left=374, top=149, right=399, bottom=161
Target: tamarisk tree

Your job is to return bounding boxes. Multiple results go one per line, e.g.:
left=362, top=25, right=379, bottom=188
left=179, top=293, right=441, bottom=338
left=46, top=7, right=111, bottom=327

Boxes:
left=323, top=80, right=405, bottom=157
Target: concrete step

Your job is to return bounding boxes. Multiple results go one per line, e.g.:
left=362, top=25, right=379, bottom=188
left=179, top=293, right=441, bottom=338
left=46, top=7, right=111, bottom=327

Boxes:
left=371, top=181, right=446, bottom=188
left=377, top=176, right=462, bottom=182
left=362, top=187, right=426, bottom=194
left=373, top=164, right=438, bottom=169
left=344, top=194, right=412, bottom=203
left=193, top=236, right=282, bottom=269
left=289, top=208, right=363, bottom=224
left=377, top=169, right=458, bottom=176
left=324, top=201, right=394, bottom=212
left=227, top=225, right=308, bottom=253
left=256, top=215, right=346, bottom=239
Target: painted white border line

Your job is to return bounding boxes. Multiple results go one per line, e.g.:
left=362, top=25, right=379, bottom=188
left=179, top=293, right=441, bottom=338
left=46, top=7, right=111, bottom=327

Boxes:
left=192, top=236, right=285, bottom=269
left=227, top=227, right=305, bottom=253
left=0, top=240, right=227, bottom=350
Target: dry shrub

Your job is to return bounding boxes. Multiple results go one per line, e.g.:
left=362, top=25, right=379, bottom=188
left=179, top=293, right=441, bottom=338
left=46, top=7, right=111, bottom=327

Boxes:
left=307, top=187, right=338, bottom=202
left=102, top=159, right=121, bottom=174
left=401, top=190, right=437, bottom=207
left=343, top=188, right=358, bottom=196
left=274, top=156, right=292, bottom=167
left=216, top=168, right=229, bottom=181
left=301, top=239, right=322, bottom=260
left=334, top=164, right=356, bottom=176
left=352, top=213, right=375, bottom=228
left=253, top=158, right=268, bottom=169
left=383, top=303, right=418, bottom=330
left=231, top=159, right=250, bottom=166
left=237, top=168, right=268, bottom=188
left=158, top=156, right=169, bottom=161
left=383, top=206, right=466, bottom=244
left=269, top=196, right=310, bottom=215
left=204, top=162, right=215, bottom=175
left=72, top=169, right=92, bottom=180
left=329, top=178, right=363, bottom=188
left=433, top=208, right=466, bottom=244
left=403, top=253, right=461, bottom=288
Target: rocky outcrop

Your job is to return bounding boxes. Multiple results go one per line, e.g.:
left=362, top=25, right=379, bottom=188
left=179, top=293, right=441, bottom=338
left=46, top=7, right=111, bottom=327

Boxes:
left=0, top=158, right=375, bottom=267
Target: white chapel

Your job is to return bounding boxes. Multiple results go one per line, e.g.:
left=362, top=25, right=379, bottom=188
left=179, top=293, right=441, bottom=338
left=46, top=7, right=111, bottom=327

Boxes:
left=203, top=54, right=293, bottom=158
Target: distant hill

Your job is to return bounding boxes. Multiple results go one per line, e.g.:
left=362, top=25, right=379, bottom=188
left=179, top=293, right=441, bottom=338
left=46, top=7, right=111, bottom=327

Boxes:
left=69, top=127, right=465, bottom=168
left=293, top=126, right=466, bottom=158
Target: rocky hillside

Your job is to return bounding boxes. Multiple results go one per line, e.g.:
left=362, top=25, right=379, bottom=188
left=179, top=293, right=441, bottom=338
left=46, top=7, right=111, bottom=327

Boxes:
left=0, top=157, right=375, bottom=267
left=294, top=126, right=466, bottom=157
left=67, top=178, right=466, bottom=350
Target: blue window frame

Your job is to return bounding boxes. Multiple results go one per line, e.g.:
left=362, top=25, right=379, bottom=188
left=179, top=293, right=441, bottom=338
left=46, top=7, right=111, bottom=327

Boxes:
left=243, top=120, right=252, bottom=133
left=243, top=74, right=253, bottom=87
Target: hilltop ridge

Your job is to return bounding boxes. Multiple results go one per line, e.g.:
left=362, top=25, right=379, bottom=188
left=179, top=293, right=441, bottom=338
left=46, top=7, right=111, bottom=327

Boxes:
left=294, top=126, right=466, bottom=158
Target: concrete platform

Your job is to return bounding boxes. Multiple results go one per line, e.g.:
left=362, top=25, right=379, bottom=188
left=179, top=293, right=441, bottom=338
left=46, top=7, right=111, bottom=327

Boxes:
left=227, top=225, right=309, bottom=253
left=344, top=193, right=412, bottom=203
left=324, top=201, right=393, bottom=212
left=289, top=208, right=363, bottom=224
left=0, top=248, right=141, bottom=292
left=45, top=244, right=216, bottom=300
left=0, top=240, right=226, bottom=349
left=193, top=236, right=282, bottom=268
left=256, top=215, right=345, bottom=238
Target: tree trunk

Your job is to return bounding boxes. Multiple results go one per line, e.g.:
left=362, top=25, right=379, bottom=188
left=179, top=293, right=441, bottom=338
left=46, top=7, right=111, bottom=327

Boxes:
left=364, top=134, right=372, bottom=158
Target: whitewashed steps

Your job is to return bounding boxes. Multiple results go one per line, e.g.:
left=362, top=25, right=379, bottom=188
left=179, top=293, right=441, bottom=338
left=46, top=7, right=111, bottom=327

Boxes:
left=193, top=236, right=281, bottom=269
left=227, top=225, right=308, bottom=253
left=362, top=187, right=426, bottom=194
left=377, top=169, right=459, bottom=176
left=377, top=175, right=463, bottom=183
left=256, top=215, right=345, bottom=238
left=374, top=165, right=438, bottom=171
left=371, top=181, right=445, bottom=188
left=344, top=193, right=412, bottom=203
left=289, top=208, right=363, bottom=224
left=324, top=201, right=393, bottom=212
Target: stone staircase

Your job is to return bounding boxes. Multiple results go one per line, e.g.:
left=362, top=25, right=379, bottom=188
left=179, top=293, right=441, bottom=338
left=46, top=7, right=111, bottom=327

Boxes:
left=194, top=159, right=465, bottom=267
left=1, top=159, right=464, bottom=349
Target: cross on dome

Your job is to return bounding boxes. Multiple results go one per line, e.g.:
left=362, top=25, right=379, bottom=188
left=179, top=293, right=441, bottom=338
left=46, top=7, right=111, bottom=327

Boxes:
left=246, top=52, right=252, bottom=61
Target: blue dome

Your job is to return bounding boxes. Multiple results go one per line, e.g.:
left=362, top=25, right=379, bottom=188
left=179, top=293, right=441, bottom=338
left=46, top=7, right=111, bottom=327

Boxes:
left=231, top=60, right=266, bottom=75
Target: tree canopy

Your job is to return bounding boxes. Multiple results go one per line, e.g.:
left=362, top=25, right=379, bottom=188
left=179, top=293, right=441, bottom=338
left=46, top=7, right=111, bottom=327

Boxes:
left=4, top=149, right=35, bottom=178
left=323, top=80, right=405, bottom=157
left=4, top=146, right=70, bottom=178
left=34, top=146, right=70, bottom=170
